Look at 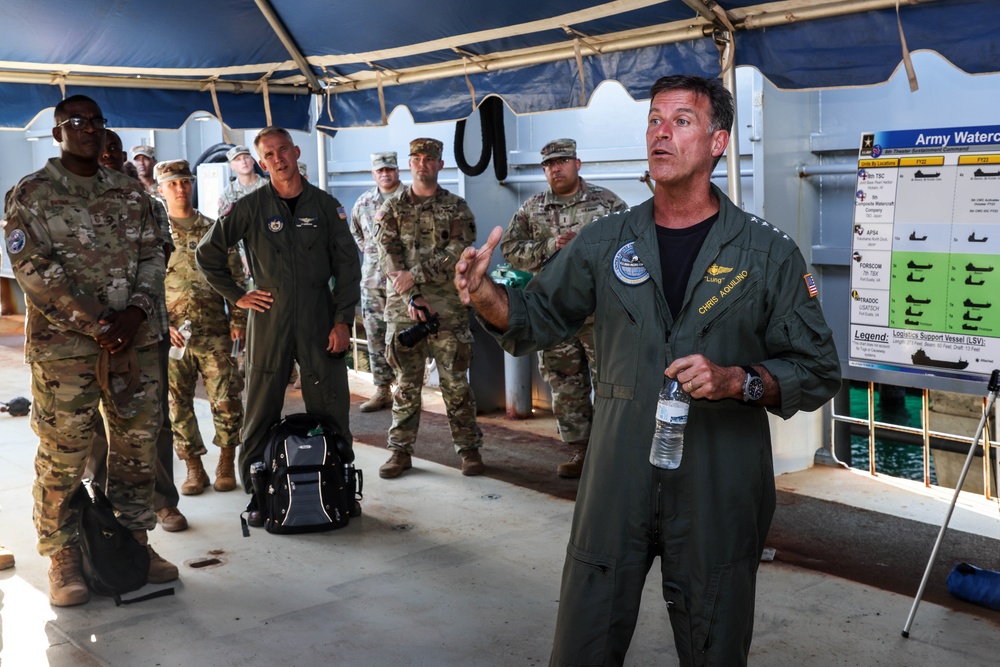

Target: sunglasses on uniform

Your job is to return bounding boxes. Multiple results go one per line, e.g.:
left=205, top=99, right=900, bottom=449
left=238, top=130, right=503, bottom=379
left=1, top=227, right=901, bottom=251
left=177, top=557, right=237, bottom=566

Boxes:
left=57, top=116, right=108, bottom=130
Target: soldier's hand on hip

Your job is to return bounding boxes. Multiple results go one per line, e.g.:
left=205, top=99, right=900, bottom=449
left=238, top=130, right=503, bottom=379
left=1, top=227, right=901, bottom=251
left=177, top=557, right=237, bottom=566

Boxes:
left=237, top=289, right=273, bottom=313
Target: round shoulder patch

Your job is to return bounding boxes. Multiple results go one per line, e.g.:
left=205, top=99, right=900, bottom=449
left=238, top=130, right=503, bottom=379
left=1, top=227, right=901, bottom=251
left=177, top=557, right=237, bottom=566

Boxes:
left=267, top=216, right=284, bottom=233
left=6, top=229, right=26, bottom=255
left=612, top=241, right=649, bottom=285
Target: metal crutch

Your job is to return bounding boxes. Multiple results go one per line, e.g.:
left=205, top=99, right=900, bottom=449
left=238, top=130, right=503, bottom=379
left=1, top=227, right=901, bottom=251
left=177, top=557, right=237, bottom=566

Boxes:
left=902, top=368, right=1000, bottom=637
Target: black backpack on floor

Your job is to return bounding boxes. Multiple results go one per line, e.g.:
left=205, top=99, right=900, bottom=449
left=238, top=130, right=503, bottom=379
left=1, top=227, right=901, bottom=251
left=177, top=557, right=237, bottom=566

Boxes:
left=72, top=478, right=175, bottom=605
left=242, top=413, right=363, bottom=536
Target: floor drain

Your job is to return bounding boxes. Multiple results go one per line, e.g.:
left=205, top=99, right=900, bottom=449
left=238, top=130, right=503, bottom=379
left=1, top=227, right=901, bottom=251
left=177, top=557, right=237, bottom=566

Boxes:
left=189, top=558, right=222, bottom=568
left=481, top=493, right=502, bottom=501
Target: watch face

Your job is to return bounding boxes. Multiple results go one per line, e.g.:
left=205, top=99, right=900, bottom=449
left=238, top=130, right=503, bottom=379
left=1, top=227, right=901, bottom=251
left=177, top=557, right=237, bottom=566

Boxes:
left=746, top=376, right=764, bottom=401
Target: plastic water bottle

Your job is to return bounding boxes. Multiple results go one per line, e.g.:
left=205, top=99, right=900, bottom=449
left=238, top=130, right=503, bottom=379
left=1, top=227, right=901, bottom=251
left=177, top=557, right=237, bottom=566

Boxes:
left=168, top=320, right=192, bottom=360
left=649, top=378, right=690, bottom=469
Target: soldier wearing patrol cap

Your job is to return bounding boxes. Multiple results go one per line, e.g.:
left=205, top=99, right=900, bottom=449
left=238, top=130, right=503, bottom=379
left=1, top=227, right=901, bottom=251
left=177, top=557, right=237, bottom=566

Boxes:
left=500, top=138, right=627, bottom=478
left=196, top=126, right=360, bottom=501
left=218, top=144, right=269, bottom=217
left=3, top=95, right=178, bottom=606
left=374, top=137, right=484, bottom=478
left=350, top=151, right=404, bottom=412
left=156, top=159, right=246, bottom=497
left=131, top=143, right=159, bottom=197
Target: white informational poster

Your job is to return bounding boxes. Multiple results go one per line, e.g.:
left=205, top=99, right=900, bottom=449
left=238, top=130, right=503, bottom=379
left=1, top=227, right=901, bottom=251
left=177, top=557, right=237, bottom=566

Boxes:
left=849, top=124, right=1000, bottom=383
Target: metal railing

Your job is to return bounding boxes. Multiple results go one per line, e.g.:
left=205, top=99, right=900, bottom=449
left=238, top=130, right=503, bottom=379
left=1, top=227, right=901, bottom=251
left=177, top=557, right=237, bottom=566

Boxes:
left=830, top=382, right=999, bottom=500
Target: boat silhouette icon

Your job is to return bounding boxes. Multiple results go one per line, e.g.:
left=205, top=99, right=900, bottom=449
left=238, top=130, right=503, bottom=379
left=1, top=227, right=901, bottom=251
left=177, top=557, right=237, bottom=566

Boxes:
left=964, top=312, right=983, bottom=321
left=962, top=324, right=979, bottom=331
left=966, top=276, right=985, bottom=286
left=964, top=298, right=992, bottom=308
left=906, top=295, right=931, bottom=304
left=913, top=170, right=940, bottom=178
left=908, top=231, right=927, bottom=241
left=974, top=168, right=1000, bottom=177
left=905, top=319, right=920, bottom=325
left=907, top=260, right=933, bottom=270
left=968, top=232, right=989, bottom=242
left=906, top=273, right=924, bottom=282
left=966, top=262, right=994, bottom=272
left=905, top=307, right=923, bottom=316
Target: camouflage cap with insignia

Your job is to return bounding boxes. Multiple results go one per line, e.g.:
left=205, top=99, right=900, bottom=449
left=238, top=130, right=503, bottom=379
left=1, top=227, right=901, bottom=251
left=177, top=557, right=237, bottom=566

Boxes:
left=154, top=159, right=195, bottom=184
left=409, top=138, right=443, bottom=160
left=371, top=151, right=398, bottom=169
left=132, top=145, right=156, bottom=159
left=226, top=145, right=251, bottom=162
left=540, top=138, right=577, bottom=164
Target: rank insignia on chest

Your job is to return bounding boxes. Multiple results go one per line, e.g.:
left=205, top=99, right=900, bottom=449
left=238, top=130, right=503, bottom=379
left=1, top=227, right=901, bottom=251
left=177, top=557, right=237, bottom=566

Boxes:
left=612, top=241, right=649, bottom=285
left=267, top=216, right=284, bottom=232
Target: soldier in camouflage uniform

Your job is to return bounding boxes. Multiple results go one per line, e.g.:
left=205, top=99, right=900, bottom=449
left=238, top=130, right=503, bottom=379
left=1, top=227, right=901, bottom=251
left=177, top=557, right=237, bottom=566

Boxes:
left=131, top=144, right=161, bottom=200
left=2, top=95, right=178, bottom=607
left=217, top=144, right=268, bottom=217
left=86, top=129, right=189, bottom=533
left=374, top=138, right=484, bottom=478
left=350, top=151, right=404, bottom=412
left=156, top=160, right=246, bottom=496
left=500, top=138, right=627, bottom=478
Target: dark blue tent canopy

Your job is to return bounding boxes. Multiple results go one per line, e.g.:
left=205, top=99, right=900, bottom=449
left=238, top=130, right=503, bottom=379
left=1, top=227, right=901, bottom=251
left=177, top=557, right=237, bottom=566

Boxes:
left=0, top=0, right=996, bottom=131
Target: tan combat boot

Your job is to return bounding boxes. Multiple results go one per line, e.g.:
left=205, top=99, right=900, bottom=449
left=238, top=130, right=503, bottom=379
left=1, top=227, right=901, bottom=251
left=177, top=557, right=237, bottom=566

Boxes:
left=180, top=456, right=211, bottom=495
left=556, top=443, right=587, bottom=479
left=460, top=448, right=485, bottom=476
left=360, top=384, right=393, bottom=413
left=379, top=450, right=412, bottom=479
left=155, top=506, right=189, bottom=532
left=214, top=447, right=238, bottom=492
left=132, top=530, right=179, bottom=584
left=0, top=544, right=14, bottom=570
left=48, top=544, right=90, bottom=607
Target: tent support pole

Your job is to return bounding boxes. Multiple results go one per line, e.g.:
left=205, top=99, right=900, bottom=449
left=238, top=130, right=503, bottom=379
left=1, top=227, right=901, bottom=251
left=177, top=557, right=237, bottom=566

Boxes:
left=722, top=43, right=742, bottom=207
left=253, top=0, right=323, bottom=93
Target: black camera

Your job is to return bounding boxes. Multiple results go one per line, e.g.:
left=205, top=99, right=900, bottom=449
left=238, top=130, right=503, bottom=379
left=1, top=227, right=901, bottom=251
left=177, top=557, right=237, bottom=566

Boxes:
left=398, top=304, right=440, bottom=348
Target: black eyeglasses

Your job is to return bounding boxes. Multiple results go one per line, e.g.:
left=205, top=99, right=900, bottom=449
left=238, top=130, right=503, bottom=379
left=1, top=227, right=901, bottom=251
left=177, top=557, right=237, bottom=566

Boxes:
left=542, top=157, right=573, bottom=169
left=57, top=116, right=108, bottom=130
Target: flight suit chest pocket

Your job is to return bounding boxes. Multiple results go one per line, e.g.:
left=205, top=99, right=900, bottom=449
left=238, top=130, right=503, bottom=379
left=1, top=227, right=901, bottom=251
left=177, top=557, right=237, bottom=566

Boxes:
left=293, top=216, right=323, bottom=249
left=693, top=273, right=762, bottom=345
left=594, top=275, right=648, bottom=394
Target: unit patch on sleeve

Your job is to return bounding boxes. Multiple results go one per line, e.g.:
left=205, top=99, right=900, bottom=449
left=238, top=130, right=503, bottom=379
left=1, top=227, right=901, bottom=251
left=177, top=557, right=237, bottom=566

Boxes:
left=6, top=229, right=26, bottom=255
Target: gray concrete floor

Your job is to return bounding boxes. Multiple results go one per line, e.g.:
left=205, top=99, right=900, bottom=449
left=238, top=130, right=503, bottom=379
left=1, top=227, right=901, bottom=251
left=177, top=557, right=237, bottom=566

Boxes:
left=1, top=318, right=999, bottom=665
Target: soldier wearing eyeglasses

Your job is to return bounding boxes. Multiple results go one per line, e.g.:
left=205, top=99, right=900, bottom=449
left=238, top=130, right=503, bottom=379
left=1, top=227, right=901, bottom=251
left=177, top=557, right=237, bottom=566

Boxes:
left=2, top=94, right=178, bottom=607
left=500, top=139, right=627, bottom=478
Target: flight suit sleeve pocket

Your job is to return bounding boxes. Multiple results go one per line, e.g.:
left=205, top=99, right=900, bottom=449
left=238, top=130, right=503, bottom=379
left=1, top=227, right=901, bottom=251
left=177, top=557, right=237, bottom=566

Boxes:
left=766, top=298, right=834, bottom=356
left=555, top=543, right=617, bottom=665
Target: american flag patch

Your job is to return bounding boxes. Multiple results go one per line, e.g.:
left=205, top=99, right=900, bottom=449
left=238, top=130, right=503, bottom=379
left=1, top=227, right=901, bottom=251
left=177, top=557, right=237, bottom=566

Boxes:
left=803, top=273, right=818, bottom=298
left=337, top=206, right=347, bottom=220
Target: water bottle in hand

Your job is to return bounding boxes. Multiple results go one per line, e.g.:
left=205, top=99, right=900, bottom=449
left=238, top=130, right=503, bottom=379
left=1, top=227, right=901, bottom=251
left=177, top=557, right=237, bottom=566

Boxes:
left=168, top=320, right=192, bottom=360
left=649, top=378, right=690, bottom=469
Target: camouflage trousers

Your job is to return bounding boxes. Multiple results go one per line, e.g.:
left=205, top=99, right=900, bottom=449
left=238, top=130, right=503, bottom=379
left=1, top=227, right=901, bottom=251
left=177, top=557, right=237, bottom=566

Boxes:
left=538, top=321, right=596, bottom=444
left=168, top=337, right=245, bottom=460
left=385, top=320, right=482, bottom=453
left=361, top=286, right=393, bottom=387
left=30, top=346, right=160, bottom=556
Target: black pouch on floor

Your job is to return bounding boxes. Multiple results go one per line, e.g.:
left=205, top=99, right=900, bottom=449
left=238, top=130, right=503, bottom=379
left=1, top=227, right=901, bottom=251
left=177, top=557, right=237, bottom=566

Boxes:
left=72, top=478, right=175, bottom=606
left=242, top=413, right=363, bottom=536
